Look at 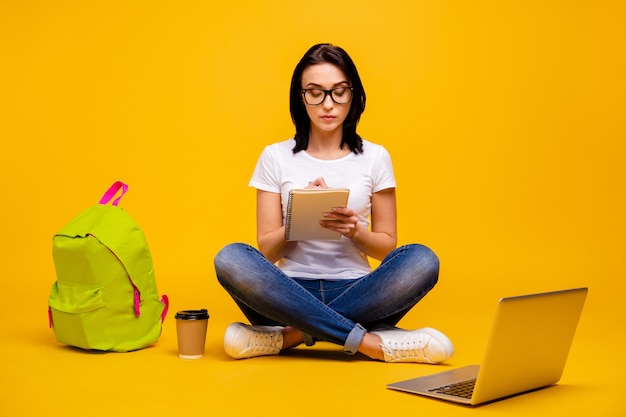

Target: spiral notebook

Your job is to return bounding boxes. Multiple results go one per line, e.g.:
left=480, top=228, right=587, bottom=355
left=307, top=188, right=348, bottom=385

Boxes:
left=284, top=188, right=350, bottom=241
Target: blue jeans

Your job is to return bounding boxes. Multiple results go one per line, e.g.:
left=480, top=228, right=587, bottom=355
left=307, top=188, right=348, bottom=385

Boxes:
left=214, top=243, right=439, bottom=355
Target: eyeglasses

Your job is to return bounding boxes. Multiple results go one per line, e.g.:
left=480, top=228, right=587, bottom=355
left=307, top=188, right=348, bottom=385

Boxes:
left=301, top=87, right=353, bottom=105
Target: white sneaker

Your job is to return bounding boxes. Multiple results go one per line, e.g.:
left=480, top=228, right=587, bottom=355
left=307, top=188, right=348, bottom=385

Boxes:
left=224, top=322, right=284, bottom=359
left=371, top=327, right=454, bottom=364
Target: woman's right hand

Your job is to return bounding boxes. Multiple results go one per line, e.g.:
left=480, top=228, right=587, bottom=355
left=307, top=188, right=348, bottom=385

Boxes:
left=305, top=177, right=328, bottom=189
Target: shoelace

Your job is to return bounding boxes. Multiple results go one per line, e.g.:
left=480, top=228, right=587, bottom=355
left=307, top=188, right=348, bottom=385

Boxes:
left=382, top=334, right=429, bottom=361
left=245, top=328, right=282, bottom=354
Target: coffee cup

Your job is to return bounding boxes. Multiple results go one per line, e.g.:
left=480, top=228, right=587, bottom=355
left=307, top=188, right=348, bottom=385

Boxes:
left=175, top=309, right=209, bottom=359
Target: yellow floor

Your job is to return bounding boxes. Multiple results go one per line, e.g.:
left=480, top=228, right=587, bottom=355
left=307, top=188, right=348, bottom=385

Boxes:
left=1, top=286, right=623, bottom=417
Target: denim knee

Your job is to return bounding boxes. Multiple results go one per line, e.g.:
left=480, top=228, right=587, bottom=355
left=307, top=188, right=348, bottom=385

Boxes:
left=214, top=243, right=251, bottom=276
left=398, top=244, right=439, bottom=287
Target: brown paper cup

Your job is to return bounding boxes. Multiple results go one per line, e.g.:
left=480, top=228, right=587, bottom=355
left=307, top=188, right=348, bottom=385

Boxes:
left=175, top=309, right=209, bottom=359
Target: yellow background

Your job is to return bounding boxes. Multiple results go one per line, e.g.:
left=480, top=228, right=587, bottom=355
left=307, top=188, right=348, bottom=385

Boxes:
left=1, top=1, right=624, bottom=416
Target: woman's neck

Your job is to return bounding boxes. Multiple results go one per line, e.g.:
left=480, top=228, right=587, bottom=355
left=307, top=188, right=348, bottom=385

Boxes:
left=306, top=128, right=351, bottom=160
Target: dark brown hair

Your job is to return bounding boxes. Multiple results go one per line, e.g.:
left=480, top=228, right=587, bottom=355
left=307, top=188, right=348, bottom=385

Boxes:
left=289, top=44, right=366, bottom=154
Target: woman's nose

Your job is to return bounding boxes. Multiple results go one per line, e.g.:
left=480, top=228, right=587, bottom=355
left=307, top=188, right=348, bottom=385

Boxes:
left=322, top=93, right=334, bottom=109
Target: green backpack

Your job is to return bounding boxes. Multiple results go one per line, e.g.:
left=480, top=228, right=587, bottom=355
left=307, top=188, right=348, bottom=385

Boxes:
left=48, top=181, right=169, bottom=352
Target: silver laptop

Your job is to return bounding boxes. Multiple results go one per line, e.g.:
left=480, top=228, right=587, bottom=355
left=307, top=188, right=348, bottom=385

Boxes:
left=387, top=287, right=588, bottom=405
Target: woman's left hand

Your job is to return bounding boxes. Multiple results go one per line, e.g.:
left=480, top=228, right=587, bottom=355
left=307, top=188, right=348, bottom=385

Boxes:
left=320, top=206, right=359, bottom=239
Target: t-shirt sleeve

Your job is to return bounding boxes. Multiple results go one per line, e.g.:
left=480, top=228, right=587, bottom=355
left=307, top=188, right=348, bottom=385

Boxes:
left=372, top=145, right=396, bottom=193
left=249, top=145, right=280, bottom=193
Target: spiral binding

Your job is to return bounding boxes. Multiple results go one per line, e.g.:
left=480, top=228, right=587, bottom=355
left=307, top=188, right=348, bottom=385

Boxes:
left=284, top=189, right=295, bottom=240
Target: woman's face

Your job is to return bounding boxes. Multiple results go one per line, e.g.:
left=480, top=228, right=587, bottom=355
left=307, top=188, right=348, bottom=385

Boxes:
left=300, top=63, right=352, bottom=137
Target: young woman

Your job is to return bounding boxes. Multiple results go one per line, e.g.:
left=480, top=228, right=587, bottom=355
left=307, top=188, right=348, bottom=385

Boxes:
left=214, top=43, right=453, bottom=363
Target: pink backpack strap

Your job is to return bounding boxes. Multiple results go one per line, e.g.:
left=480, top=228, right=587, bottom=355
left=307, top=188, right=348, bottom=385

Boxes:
left=133, top=286, right=141, bottom=317
left=160, top=295, right=170, bottom=323
left=99, top=181, right=128, bottom=206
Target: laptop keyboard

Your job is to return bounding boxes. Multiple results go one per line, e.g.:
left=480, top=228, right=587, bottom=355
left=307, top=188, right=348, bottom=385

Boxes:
left=428, top=379, right=476, bottom=399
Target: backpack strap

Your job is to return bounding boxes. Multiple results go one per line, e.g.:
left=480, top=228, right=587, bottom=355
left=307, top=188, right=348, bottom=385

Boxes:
left=160, top=295, right=170, bottom=323
left=131, top=282, right=141, bottom=317
left=99, top=181, right=129, bottom=206
left=130, top=284, right=169, bottom=321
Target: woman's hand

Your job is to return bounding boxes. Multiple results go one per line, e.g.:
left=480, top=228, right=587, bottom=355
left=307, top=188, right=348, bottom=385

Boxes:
left=327, top=188, right=398, bottom=261
left=305, top=177, right=357, bottom=237
left=320, top=206, right=360, bottom=239
left=305, top=177, right=328, bottom=189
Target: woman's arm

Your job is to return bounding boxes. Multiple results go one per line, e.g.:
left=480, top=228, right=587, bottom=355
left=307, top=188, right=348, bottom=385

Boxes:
left=321, top=187, right=397, bottom=261
left=257, top=186, right=397, bottom=263
left=256, top=189, right=295, bottom=263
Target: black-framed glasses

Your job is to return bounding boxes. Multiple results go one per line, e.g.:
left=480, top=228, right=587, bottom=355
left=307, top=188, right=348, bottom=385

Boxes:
left=301, top=87, right=353, bottom=105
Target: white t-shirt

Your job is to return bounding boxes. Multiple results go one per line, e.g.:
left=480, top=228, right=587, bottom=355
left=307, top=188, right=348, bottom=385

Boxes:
left=249, top=138, right=396, bottom=279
